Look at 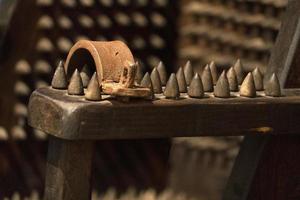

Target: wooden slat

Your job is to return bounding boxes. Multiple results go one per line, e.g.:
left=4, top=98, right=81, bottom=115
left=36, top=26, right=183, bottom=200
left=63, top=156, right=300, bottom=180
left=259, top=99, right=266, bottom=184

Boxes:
left=28, top=87, right=300, bottom=140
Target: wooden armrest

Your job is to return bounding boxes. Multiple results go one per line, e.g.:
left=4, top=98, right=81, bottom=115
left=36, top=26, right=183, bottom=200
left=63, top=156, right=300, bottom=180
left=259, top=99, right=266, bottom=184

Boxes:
left=28, top=87, right=300, bottom=140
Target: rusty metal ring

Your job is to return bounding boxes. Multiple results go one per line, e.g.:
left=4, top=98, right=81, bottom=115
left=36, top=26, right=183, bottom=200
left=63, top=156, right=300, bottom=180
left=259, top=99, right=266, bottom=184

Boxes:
left=64, top=40, right=134, bottom=84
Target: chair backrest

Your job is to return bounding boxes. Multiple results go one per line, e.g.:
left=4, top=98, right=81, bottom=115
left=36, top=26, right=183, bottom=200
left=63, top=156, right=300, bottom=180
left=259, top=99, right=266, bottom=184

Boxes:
left=266, top=0, right=300, bottom=87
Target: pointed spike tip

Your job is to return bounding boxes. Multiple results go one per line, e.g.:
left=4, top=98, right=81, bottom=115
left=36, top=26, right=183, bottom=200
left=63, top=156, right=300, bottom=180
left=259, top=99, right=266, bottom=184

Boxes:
left=135, top=61, right=144, bottom=84
left=209, top=61, right=218, bottom=85
left=252, top=67, right=263, bottom=91
left=214, top=70, right=230, bottom=98
left=234, top=59, right=245, bottom=85
left=68, top=69, right=84, bottom=95
left=176, top=67, right=187, bottom=93
left=85, top=72, right=102, bottom=101
left=164, top=73, right=180, bottom=99
left=157, top=61, right=167, bottom=86
left=140, top=72, right=155, bottom=100
left=183, top=60, right=194, bottom=86
left=201, top=64, right=214, bottom=92
left=140, top=72, right=151, bottom=88
left=51, top=60, right=68, bottom=89
left=80, top=64, right=92, bottom=88
left=226, top=67, right=238, bottom=92
left=188, top=73, right=204, bottom=98
left=150, top=67, right=162, bottom=94
left=240, top=72, right=256, bottom=98
left=265, top=73, right=281, bottom=97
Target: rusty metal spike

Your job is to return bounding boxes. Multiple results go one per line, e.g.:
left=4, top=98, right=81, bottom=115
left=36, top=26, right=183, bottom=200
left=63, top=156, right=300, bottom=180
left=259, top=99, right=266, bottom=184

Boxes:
left=234, top=59, right=245, bottom=85
left=150, top=67, right=162, bottom=94
left=265, top=73, right=281, bottom=97
left=201, top=64, right=213, bottom=92
left=135, top=61, right=143, bottom=84
left=209, top=61, right=218, bottom=85
left=253, top=67, right=263, bottom=91
left=68, top=69, right=84, bottom=95
left=188, top=73, right=204, bottom=98
left=157, top=61, right=167, bottom=86
left=164, top=73, right=180, bottom=99
left=80, top=64, right=92, bottom=88
left=240, top=72, right=256, bottom=98
left=214, top=70, right=230, bottom=98
left=140, top=72, right=151, bottom=88
left=51, top=60, right=67, bottom=89
left=85, top=72, right=102, bottom=101
left=176, top=67, right=187, bottom=93
left=183, top=60, right=194, bottom=86
left=226, top=67, right=238, bottom=92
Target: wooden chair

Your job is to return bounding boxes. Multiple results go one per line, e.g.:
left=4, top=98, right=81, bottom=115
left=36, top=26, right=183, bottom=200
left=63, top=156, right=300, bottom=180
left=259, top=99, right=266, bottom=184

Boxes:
left=28, top=1, right=300, bottom=199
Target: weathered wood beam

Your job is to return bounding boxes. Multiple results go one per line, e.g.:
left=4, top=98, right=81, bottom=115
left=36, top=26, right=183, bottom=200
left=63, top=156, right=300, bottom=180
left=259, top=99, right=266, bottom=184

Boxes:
left=45, top=136, right=94, bottom=200
left=28, top=87, right=300, bottom=140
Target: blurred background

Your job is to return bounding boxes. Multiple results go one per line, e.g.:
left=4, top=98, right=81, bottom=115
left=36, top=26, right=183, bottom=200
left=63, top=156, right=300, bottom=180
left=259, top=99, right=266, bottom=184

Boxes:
left=0, top=0, right=287, bottom=199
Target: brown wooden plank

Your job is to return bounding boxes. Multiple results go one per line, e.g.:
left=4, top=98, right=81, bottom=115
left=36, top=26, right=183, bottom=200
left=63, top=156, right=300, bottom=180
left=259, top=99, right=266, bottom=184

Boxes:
left=45, top=136, right=94, bottom=200
left=28, top=87, right=300, bottom=140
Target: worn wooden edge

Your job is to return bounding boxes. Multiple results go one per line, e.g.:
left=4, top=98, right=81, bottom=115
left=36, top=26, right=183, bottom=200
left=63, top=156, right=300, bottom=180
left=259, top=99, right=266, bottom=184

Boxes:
left=28, top=87, right=300, bottom=140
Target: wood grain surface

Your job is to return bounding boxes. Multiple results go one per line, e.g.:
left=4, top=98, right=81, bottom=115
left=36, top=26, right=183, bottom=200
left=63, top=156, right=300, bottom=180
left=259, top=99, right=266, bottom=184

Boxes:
left=28, top=87, right=300, bottom=140
left=45, top=136, right=94, bottom=200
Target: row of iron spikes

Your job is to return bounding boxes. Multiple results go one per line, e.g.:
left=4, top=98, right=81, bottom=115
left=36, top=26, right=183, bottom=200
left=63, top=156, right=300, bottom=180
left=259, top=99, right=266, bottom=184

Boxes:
left=51, top=61, right=102, bottom=101
left=51, top=59, right=281, bottom=101
left=137, top=59, right=281, bottom=99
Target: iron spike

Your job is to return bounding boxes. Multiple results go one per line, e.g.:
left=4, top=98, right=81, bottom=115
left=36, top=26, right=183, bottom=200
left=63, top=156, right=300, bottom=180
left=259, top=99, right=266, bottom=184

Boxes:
left=209, top=61, right=218, bottom=85
left=150, top=67, right=162, bottom=94
left=164, top=73, right=180, bottom=99
left=226, top=67, right=238, bottom=91
left=252, top=67, right=263, bottom=91
left=240, top=72, right=256, bottom=98
left=51, top=60, right=67, bottom=89
left=135, top=61, right=144, bottom=84
left=85, top=72, right=102, bottom=101
left=176, top=67, right=187, bottom=93
left=214, top=70, right=230, bottom=98
left=80, top=64, right=92, bottom=88
left=183, top=60, right=194, bottom=86
left=148, top=79, right=155, bottom=100
left=68, top=69, right=84, bottom=95
left=140, top=72, right=155, bottom=100
left=140, top=72, right=151, bottom=88
left=201, top=64, right=214, bottom=92
left=234, top=59, right=245, bottom=85
left=265, top=73, right=281, bottom=97
left=157, top=61, right=167, bottom=86
left=188, top=73, right=204, bottom=98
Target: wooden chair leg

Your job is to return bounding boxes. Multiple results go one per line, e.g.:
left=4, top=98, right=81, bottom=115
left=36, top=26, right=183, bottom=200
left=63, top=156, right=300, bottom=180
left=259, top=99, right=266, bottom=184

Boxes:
left=44, top=136, right=94, bottom=200
left=223, top=135, right=269, bottom=200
